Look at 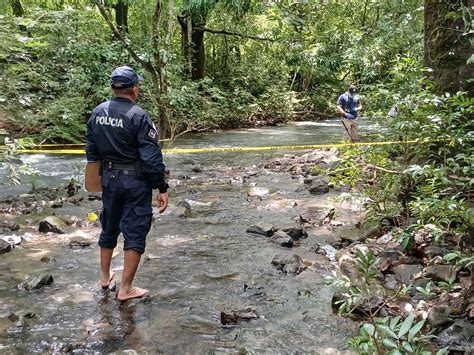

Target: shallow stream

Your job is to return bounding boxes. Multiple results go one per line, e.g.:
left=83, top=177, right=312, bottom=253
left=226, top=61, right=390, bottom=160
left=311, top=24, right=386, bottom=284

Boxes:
left=0, top=121, right=372, bottom=353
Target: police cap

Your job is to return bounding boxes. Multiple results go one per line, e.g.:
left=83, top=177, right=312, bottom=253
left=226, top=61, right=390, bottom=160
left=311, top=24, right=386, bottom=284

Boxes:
left=110, top=66, right=144, bottom=89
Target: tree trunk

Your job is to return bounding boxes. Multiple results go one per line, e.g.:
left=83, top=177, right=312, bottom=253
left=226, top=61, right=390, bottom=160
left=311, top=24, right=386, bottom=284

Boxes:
left=424, top=0, right=473, bottom=94
left=191, top=24, right=205, bottom=80
left=114, top=0, right=129, bottom=33
left=178, top=15, right=192, bottom=78
left=177, top=16, right=206, bottom=80
left=9, top=0, right=24, bottom=17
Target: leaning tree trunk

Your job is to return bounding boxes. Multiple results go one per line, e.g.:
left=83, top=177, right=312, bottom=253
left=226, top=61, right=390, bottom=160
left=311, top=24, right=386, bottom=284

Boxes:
left=424, top=0, right=473, bottom=95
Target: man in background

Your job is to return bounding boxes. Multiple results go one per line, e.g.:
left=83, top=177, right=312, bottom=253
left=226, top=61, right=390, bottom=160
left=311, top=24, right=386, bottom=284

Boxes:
left=86, top=66, right=169, bottom=301
left=336, top=84, right=363, bottom=141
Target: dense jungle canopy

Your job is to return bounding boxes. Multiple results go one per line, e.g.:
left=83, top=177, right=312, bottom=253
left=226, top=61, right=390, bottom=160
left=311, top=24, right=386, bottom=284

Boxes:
left=1, top=0, right=470, bottom=142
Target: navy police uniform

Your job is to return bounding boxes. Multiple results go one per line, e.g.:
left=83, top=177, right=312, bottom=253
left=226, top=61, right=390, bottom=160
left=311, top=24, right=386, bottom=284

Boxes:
left=337, top=92, right=361, bottom=119
left=85, top=66, right=168, bottom=254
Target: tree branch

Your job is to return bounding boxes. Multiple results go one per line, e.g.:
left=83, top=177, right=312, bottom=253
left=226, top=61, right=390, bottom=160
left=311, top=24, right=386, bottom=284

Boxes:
left=95, top=0, right=154, bottom=73
left=199, top=27, right=275, bottom=42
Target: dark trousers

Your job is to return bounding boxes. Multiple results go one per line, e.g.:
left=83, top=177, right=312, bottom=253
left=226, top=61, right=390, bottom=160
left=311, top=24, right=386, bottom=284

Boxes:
left=99, top=169, right=153, bottom=254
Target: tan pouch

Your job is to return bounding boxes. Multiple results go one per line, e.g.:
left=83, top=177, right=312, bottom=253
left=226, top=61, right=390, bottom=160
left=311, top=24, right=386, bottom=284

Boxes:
left=84, top=161, right=102, bottom=192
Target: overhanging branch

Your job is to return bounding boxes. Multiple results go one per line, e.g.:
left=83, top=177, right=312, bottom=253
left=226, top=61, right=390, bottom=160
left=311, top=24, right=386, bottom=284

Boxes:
left=199, top=27, right=275, bottom=42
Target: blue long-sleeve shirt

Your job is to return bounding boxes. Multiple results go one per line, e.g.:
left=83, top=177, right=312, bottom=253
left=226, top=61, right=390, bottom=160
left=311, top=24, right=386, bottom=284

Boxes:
left=85, top=97, right=168, bottom=193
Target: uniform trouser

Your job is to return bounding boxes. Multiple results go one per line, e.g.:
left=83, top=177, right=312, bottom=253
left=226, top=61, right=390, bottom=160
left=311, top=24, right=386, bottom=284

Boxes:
left=99, top=169, right=153, bottom=254
left=341, top=118, right=358, bottom=141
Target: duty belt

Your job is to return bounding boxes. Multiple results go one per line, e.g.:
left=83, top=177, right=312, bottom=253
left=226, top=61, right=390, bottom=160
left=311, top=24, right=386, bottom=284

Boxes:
left=103, top=161, right=136, bottom=171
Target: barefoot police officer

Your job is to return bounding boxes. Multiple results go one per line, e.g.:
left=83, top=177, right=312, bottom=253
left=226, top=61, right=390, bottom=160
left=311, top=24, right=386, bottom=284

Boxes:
left=86, top=66, right=169, bottom=301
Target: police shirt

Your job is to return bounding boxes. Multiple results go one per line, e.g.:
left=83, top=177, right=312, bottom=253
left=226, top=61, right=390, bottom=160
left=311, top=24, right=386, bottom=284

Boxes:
left=337, top=93, right=360, bottom=119
left=85, top=97, right=168, bottom=193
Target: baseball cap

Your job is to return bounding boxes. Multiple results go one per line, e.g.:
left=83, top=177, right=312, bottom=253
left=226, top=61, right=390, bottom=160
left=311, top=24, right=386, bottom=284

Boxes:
left=110, top=66, right=144, bottom=89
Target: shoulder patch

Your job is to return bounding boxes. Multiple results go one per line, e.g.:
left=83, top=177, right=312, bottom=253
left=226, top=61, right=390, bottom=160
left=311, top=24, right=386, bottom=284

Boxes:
left=148, top=129, right=157, bottom=140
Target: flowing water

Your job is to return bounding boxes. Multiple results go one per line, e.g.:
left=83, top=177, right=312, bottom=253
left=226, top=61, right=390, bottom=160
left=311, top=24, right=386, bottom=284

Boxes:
left=0, top=121, right=370, bottom=354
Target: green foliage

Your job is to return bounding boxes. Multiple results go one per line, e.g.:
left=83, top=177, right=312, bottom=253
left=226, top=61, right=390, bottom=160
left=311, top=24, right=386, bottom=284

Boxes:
left=349, top=315, right=445, bottom=354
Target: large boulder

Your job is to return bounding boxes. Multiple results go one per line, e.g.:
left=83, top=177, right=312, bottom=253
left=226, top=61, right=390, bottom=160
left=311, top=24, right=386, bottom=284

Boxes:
left=247, top=186, right=270, bottom=197
left=38, top=216, right=66, bottom=234
left=271, top=254, right=306, bottom=275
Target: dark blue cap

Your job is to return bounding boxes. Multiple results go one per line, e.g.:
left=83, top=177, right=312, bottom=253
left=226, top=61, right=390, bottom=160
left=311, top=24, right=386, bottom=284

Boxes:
left=110, top=66, right=144, bottom=89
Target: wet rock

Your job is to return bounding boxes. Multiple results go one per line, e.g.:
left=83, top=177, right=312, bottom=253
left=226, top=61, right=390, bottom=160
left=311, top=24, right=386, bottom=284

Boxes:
left=0, top=239, right=12, bottom=255
left=340, top=233, right=364, bottom=244
left=38, top=216, right=66, bottom=234
left=19, top=274, right=53, bottom=290
left=427, top=305, right=452, bottom=328
left=299, top=206, right=334, bottom=226
left=337, top=252, right=358, bottom=279
left=437, top=320, right=474, bottom=352
left=282, top=225, right=307, bottom=240
left=1, top=235, right=22, bottom=245
left=247, top=222, right=274, bottom=237
left=247, top=186, right=270, bottom=197
left=220, top=307, right=258, bottom=325
left=332, top=291, right=385, bottom=316
left=40, top=256, right=56, bottom=263
left=69, top=237, right=93, bottom=249
left=383, top=274, right=400, bottom=291
left=176, top=200, right=192, bottom=218
left=393, top=264, right=423, bottom=285
left=269, top=231, right=293, bottom=248
left=271, top=254, right=306, bottom=275
left=422, top=265, right=459, bottom=282
left=191, top=165, right=203, bottom=173
left=313, top=244, right=337, bottom=262
left=307, top=178, right=329, bottom=195
left=423, top=246, right=444, bottom=258
left=0, top=222, right=20, bottom=232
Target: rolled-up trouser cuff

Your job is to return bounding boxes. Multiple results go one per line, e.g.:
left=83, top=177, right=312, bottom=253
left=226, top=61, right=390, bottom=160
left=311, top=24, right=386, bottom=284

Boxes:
left=123, top=243, right=146, bottom=254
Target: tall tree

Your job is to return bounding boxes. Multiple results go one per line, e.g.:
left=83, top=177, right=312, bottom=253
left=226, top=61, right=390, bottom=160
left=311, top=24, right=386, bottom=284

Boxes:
left=424, top=0, right=473, bottom=94
left=179, top=0, right=253, bottom=80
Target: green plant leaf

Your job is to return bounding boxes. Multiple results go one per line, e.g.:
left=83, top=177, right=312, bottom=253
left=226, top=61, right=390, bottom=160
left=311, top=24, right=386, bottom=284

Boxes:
left=402, top=340, right=414, bottom=352
left=382, top=338, right=399, bottom=349
left=390, top=316, right=401, bottom=329
left=398, top=313, right=414, bottom=338
left=436, top=346, right=449, bottom=355
left=362, top=323, right=375, bottom=337
left=378, top=324, right=398, bottom=339
left=408, top=319, right=425, bottom=342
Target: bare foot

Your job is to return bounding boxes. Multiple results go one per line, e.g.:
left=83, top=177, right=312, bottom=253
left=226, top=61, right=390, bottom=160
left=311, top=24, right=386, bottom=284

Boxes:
left=100, top=272, right=116, bottom=289
left=117, top=287, right=149, bottom=301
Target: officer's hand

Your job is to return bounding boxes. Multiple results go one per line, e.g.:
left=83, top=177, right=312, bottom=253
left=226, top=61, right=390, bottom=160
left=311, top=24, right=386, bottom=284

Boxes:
left=156, top=192, right=169, bottom=214
left=345, top=113, right=355, bottom=120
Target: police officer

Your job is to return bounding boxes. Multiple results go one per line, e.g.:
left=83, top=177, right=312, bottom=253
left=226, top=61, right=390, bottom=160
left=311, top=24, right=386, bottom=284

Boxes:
left=85, top=66, right=169, bottom=301
left=336, top=84, right=363, bottom=141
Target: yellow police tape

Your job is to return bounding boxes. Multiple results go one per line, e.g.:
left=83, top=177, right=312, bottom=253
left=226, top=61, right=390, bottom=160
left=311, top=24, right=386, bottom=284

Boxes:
left=15, top=138, right=441, bottom=155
